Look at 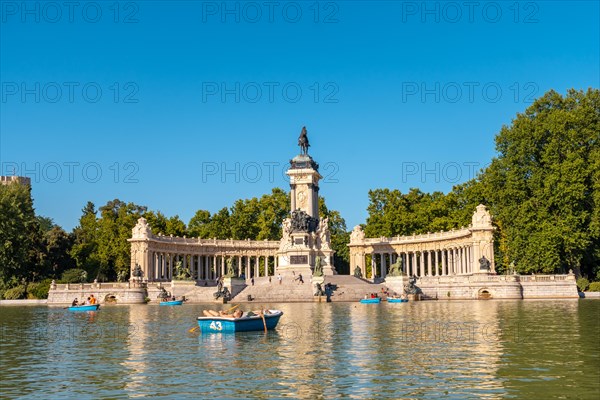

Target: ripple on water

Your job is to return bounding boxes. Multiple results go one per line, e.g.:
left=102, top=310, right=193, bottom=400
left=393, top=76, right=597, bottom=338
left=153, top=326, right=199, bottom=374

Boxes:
left=0, top=300, right=598, bottom=399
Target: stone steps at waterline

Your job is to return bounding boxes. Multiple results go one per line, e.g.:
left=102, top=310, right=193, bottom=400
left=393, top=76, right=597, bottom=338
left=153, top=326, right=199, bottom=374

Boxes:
left=153, top=275, right=396, bottom=303
left=323, top=275, right=391, bottom=302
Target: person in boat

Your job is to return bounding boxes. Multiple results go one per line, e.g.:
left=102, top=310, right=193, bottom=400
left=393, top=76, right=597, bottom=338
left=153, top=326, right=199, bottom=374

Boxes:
left=72, top=298, right=79, bottom=306
left=171, top=296, right=176, bottom=301
left=89, top=295, right=97, bottom=305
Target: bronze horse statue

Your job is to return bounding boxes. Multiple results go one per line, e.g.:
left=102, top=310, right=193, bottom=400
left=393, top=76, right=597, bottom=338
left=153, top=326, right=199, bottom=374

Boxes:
left=298, top=126, right=310, bottom=155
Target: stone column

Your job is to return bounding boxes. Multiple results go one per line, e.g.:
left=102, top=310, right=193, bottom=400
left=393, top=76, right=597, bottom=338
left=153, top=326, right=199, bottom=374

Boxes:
left=467, top=246, right=472, bottom=274
left=381, top=253, right=387, bottom=278
left=442, top=250, right=447, bottom=276
left=419, top=252, right=424, bottom=277
left=434, top=250, right=438, bottom=276
left=255, top=256, right=259, bottom=278
left=290, top=184, right=296, bottom=211
left=453, top=248, right=458, bottom=275
left=371, top=254, right=377, bottom=280
left=427, top=250, right=432, bottom=276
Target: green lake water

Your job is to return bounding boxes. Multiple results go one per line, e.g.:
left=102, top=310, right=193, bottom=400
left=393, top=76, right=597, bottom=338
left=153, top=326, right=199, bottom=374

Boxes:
left=1, top=300, right=598, bottom=399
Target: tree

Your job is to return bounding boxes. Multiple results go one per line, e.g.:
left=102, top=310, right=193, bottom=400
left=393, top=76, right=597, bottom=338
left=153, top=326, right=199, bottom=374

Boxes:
left=42, top=226, right=74, bottom=279
left=0, top=182, right=38, bottom=285
left=319, top=197, right=350, bottom=274
left=95, top=199, right=147, bottom=281
left=484, top=89, right=599, bottom=276
left=144, top=211, right=168, bottom=235
left=165, top=215, right=186, bottom=237
left=70, top=202, right=100, bottom=279
left=188, top=210, right=211, bottom=238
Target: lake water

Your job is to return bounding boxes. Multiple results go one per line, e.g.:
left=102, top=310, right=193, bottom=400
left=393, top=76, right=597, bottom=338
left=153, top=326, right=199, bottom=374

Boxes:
left=1, top=300, right=598, bottom=399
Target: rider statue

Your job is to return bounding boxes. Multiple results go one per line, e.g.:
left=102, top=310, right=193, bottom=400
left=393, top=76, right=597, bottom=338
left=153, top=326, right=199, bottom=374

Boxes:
left=298, top=126, right=310, bottom=155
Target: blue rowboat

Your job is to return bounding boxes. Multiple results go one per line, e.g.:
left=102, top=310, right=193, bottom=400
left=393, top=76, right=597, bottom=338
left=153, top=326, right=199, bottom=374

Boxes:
left=360, top=298, right=381, bottom=304
left=197, top=310, right=283, bottom=333
left=388, top=298, right=408, bottom=303
left=160, top=300, right=184, bottom=306
left=68, top=304, right=100, bottom=311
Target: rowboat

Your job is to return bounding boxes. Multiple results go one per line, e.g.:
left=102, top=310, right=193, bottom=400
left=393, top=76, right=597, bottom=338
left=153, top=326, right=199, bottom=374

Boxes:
left=388, top=298, right=408, bottom=303
left=159, top=300, right=184, bottom=306
left=197, top=310, right=283, bottom=333
left=360, top=298, right=381, bottom=304
left=68, top=304, right=100, bottom=311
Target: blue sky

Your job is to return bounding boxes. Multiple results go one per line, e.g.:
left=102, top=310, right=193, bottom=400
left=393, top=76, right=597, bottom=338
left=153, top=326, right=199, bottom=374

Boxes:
left=1, top=0, right=598, bottom=231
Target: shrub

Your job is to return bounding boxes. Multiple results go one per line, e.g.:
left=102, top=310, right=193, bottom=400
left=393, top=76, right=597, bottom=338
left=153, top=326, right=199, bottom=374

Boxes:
left=3, top=285, right=27, bottom=300
left=60, top=269, right=88, bottom=283
left=588, top=282, right=600, bottom=292
left=576, top=277, right=590, bottom=292
left=27, top=279, right=53, bottom=299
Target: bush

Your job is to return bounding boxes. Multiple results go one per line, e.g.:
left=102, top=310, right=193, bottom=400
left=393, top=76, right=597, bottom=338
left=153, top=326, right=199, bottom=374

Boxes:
left=3, top=285, right=27, bottom=300
left=60, top=268, right=88, bottom=283
left=588, top=282, right=600, bottom=292
left=577, top=277, right=590, bottom=292
left=27, top=279, right=53, bottom=299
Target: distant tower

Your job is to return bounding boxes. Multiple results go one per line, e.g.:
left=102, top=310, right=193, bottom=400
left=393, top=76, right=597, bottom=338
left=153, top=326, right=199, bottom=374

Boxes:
left=278, top=127, right=336, bottom=276
left=0, top=176, right=31, bottom=186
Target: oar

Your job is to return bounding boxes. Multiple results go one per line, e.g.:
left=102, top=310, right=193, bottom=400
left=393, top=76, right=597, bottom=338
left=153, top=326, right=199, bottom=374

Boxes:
left=224, top=304, right=240, bottom=313
left=259, top=307, right=267, bottom=333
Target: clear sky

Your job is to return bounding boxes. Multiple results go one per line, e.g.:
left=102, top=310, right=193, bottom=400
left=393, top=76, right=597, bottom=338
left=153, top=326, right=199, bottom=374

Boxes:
left=1, top=0, right=598, bottom=231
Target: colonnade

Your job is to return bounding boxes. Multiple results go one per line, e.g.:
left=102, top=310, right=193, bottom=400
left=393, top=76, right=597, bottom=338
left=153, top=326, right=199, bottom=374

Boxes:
left=366, top=246, right=474, bottom=279
left=146, top=253, right=279, bottom=282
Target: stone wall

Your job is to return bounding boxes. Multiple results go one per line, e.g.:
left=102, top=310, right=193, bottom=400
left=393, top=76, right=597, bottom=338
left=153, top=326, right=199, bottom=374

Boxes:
left=47, top=282, right=147, bottom=305
left=384, top=273, right=578, bottom=300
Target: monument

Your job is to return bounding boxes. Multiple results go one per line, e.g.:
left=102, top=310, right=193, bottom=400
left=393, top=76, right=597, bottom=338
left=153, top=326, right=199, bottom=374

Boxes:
left=277, top=127, right=336, bottom=277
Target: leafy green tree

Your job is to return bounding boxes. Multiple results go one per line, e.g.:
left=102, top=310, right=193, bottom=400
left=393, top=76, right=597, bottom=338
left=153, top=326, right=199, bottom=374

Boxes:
left=144, top=211, right=168, bottom=235
left=95, top=199, right=147, bottom=281
left=70, top=202, right=100, bottom=279
left=165, top=215, right=186, bottom=237
left=204, top=207, right=232, bottom=239
left=0, top=182, right=38, bottom=285
left=188, top=210, right=212, bottom=238
left=484, top=89, right=599, bottom=276
left=43, top=226, right=74, bottom=278
left=319, top=197, right=350, bottom=274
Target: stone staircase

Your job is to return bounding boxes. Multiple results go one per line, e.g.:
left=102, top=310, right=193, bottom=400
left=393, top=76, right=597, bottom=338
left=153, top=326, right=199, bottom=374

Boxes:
left=232, top=276, right=315, bottom=302
left=147, top=276, right=397, bottom=303
left=323, top=275, right=391, bottom=302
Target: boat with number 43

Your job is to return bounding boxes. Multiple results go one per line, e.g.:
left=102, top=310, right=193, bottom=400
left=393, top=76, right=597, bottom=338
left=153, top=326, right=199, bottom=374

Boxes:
left=197, top=310, right=284, bottom=333
left=68, top=304, right=100, bottom=311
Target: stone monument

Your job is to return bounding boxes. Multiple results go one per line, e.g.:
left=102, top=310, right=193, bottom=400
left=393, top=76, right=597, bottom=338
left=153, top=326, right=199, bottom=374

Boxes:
left=278, top=127, right=336, bottom=277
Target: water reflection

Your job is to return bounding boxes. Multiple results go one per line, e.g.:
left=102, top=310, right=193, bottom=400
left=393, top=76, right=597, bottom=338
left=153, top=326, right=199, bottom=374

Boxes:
left=0, top=300, right=598, bottom=398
